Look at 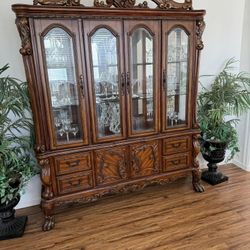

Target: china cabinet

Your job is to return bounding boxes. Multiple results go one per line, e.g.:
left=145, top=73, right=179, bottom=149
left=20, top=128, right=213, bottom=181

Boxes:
left=13, top=0, right=206, bottom=231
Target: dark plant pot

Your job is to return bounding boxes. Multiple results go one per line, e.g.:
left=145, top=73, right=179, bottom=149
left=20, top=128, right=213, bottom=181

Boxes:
left=0, top=195, right=27, bottom=240
left=201, top=140, right=229, bottom=185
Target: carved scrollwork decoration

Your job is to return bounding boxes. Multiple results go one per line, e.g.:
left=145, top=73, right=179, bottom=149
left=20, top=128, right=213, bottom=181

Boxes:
left=196, top=20, right=206, bottom=50
left=94, top=0, right=136, bottom=8
left=152, top=0, right=192, bottom=10
left=16, top=17, right=32, bottom=56
left=39, top=159, right=54, bottom=199
left=35, top=144, right=46, bottom=154
left=33, top=0, right=81, bottom=6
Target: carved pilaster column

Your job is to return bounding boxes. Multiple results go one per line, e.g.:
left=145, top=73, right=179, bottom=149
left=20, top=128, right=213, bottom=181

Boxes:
left=192, top=135, right=204, bottom=192
left=15, top=17, right=32, bottom=56
left=39, top=159, right=54, bottom=200
left=193, top=19, right=206, bottom=129
left=196, top=20, right=206, bottom=50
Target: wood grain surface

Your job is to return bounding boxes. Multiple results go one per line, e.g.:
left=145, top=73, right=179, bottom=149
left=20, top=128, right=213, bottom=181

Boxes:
left=2, top=164, right=250, bottom=250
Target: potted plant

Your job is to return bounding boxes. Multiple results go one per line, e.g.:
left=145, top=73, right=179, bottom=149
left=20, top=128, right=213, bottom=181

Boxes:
left=197, top=58, right=250, bottom=185
left=0, top=64, right=38, bottom=240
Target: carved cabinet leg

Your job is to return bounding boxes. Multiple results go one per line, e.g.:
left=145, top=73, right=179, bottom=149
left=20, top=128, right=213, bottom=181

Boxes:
left=42, top=202, right=55, bottom=231
left=192, top=135, right=205, bottom=193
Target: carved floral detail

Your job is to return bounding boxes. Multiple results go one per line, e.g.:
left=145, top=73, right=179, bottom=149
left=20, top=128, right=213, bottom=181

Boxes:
left=196, top=20, right=206, bottom=50
left=33, top=0, right=81, bottom=6
left=15, top=17, right=32, bottom=56
left=35, top=144, right=46, bottom=153
left=39, top=159, right=54, bottom=199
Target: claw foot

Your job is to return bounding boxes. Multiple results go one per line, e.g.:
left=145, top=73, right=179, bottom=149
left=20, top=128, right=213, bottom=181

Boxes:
left=42, top=216, right=55, bottom=231
left=193, top=182, right=205, bottom=192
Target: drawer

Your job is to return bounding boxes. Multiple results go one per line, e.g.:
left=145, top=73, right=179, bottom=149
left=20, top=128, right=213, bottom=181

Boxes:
left=163, top=153, right=191, bottom=172
left=55, top=152, right=92, bottom=175
left=57, top=171, right=93, bottom=195
left=163, top=136, right=191, bottom=155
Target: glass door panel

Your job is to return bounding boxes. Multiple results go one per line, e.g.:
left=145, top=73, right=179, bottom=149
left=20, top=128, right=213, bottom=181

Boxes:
left=90, top=28, right=122, bottom=139
left=43, top=27, right=83, bottom=144
left=166, top=28, right=189, bottom=128
left=130, top=28, right=155, bottom=133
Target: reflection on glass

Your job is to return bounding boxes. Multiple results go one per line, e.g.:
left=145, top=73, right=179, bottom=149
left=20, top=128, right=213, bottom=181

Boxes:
left=166, top=28, right=189, bottom=127
left=90, top=28, right=121, bottom=138
left=43, top=27, right=83, bottom=144
left=130, top=28, right=154, bottom=132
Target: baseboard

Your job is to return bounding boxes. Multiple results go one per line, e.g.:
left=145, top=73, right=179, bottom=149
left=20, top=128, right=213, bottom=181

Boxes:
left=232, top=159, right=250, bottom=172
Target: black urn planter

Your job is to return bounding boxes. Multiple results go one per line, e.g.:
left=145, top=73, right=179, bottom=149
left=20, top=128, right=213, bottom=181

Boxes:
left=201, top=140, right=229, bottom=185
left=0, top=195, right=27, bottom=240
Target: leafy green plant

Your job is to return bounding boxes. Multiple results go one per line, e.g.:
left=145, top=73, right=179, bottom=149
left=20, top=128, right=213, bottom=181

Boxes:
left=197, top=58, right=250, bottom=160
left=0, top=64, right=38, bottom=205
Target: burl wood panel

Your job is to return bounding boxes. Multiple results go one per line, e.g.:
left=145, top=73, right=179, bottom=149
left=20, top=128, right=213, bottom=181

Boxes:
left=130, top=140, right=160, bottom=178
left=95, top=146, right=128, bottom=186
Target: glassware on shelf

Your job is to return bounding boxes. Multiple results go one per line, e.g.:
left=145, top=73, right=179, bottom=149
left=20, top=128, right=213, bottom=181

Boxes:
left=168, top=111, right=179, bottom=127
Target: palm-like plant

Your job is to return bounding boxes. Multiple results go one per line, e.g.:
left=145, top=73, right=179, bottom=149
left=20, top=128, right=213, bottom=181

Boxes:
left=0, top=64, right=38, bottom=205
left=198, top=58, right=250, bottom=160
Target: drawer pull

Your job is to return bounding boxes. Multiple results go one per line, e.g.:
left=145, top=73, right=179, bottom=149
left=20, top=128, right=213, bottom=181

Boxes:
left=171, top=160, right=181, bottom=165
left=69, top=179, right=82, bottom=187
left=172, top=143, right=181, bottom=148
left=65, top=160, right=80, bottom=168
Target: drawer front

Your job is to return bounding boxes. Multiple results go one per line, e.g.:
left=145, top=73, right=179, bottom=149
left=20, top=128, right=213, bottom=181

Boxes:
left=163, top=153, right=191, bottom=172
left=57, top=171, right=93, bottom=195
left=55, top=152, right=92, bottom=175
left=163, top=136, right=191, bottom=155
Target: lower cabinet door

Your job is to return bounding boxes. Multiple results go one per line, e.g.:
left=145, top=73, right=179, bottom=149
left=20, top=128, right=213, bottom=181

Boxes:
left=130, top=140, right=160, bottom=178
left=95, top=146, right=129, bottom=186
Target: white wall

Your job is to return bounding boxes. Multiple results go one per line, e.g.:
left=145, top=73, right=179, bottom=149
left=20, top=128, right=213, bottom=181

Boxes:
left=0, top=0, right=247, bottom=208
left=233, top=0, right=250, bottom=171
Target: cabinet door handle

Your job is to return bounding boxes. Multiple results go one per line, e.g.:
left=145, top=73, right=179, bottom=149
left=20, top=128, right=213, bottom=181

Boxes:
left=163, top=70, right=166, bottom=90
left=65, top=160, right=80, bottom=168
left=69, top=179, right=82, bottom=187
left=126, top=72, right=130, bottom=95
left=172, top=143, right=181, bottom=148
left=171, top=160, right=180, bottom=165
left=121, top=73, right=126, bottom=96
left=79, top=74, right=85, bottom=97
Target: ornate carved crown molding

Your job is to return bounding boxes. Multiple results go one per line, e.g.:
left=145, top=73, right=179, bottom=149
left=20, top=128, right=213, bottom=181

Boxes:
left=152, top=0, right=192, bottom=10
left=33, top=0, right=81, bottom=6
left=16, top=17, right=32, bottom=56
left=33, top=0, right=192, bottom=10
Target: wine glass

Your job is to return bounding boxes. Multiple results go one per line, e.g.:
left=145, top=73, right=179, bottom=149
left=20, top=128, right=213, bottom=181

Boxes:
left=70, top=125, right=79, bottom=138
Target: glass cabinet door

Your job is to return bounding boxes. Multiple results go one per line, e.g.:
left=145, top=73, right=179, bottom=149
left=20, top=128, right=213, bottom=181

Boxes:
left=125, top=21, right=160, bottom=136
left=84, top=21, right=126, bottom=142
left=40, top=25, right=87, bottom=146
left=163, top=22, right=193, bottom=131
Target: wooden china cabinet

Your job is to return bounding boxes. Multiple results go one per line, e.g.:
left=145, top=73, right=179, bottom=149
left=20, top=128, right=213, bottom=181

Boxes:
left=12, top=0, right=206, bottom=231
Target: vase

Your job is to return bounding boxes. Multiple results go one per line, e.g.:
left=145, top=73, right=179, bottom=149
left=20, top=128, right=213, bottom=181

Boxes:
left=201, top=140, right=229, bottom=185
left=0, top=195, right=27, bottom=240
